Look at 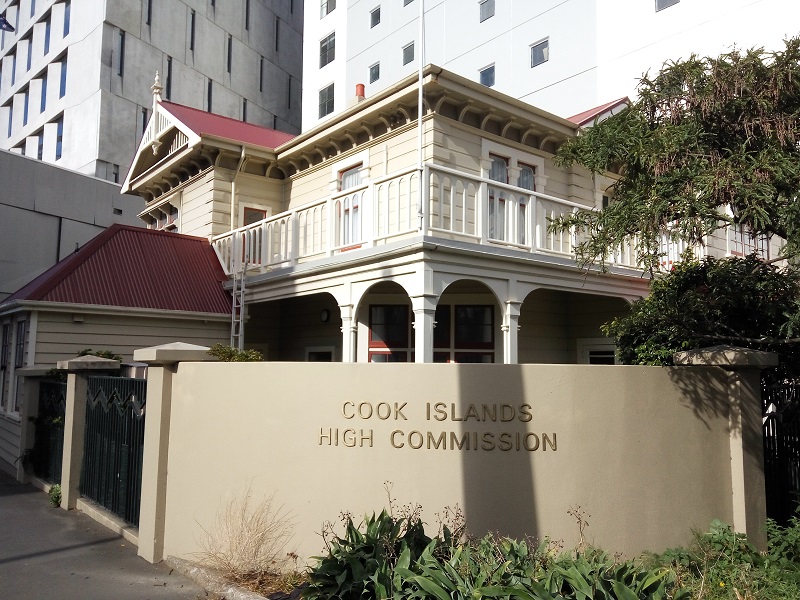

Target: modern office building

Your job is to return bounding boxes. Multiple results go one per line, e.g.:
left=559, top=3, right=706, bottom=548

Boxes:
left=0, top=0, right=303, bottom=181
left=302, top=0, right=799, bottom=130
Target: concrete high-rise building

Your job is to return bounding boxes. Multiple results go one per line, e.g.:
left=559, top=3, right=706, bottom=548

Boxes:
left=0, top=0, right=304, bottom=181
left=302, top=0, right=798, bottom=130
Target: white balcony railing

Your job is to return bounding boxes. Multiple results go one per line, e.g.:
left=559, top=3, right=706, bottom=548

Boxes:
left=212, top=164, right=774, bottom=276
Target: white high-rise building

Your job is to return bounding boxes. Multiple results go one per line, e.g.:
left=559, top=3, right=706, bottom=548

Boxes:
left=0, top=0, right=304, bottom=181
left=302, top=0, right=798, bottom=130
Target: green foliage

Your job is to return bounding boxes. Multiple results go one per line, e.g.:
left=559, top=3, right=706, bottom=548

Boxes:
left=552, top=37, right=800, bottom=271
left=208, top=344, right=264, bottom=362
left=303, top=509, right=432, bottom=600
left=48, top=484, right=61, bottom=507
left=659, top=519, right=800, bottom=599
left=305, top=509, right=686, bottom=600
left=603, top=254, right=800, bottom=376
left=78, top=348, right=123, bottom=362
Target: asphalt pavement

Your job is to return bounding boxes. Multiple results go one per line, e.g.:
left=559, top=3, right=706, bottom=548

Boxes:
left=0, top=470, right=208, bottom=600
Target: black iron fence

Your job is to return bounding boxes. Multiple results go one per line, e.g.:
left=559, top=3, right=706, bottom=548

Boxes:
left=30, top=381, right=66, bottom=484
left=81, top=376, right=146, bottom=527
left=763, top=380, right=800, bottom=525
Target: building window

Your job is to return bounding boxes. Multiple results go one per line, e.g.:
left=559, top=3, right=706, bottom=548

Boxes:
left=243, top=206, right=267, bottom=226
left=479, top=0, right=494, bottom=22
left=146, top=0, right=153, bottom=25
left=165, top=56, right=172, bottom=99
left=518, top=163, right=536, bottom=191
left=369, top=62, right=379, bottom=83
left=0, top=324, right=9, bottom=411
left=242, top=98, right=247, bottom=121
left=140, top=107, right=148, bottom=134
left=488, top=154, right=507, bottom=240
left=30, top=0, right=35, bottom=18
left=189, top=10, right=195, bottom=51
left=259, top=56, right=264, bottom=92
left=319, top=32, right=335, bottom=68
left=245, top=0, right=250, bottom=30
left=25, top=36, right=32, bottom=71
left=10, top=53, right=16, bottom=85
left=117, top=30, right=125, bottom=77
left=655, top=0, right=679, bottom=10
left=320, top=0, right=336, bottom=18
left=369, top=305, right=409, bottom=350
left=36, top=130, right=43, bottom=159
left=402, top=42, right=414, bottom=66
left=112, top=163, right=119, bottom=183
left=273, top=114, right=277, bottom=129
left=479, top=64, right=494, bottom=87
left=287, top=74, right=291, bottom=108
left=207, top=79, right=212, bottom=112
left=14, top=320, right=25, bottom=369
left=530, top=38, right=549, bottom=67
left=56, top=117, right=64, bottom=160
left=454, top=306, right=493, bottom=349
left=274, top=17, right=279, bottom=51
left=318, top=83, right=334, bottom=118
left=63, top=0, right=70, bottom=37
left=339, top=163, right=362, bottom=191
left=59, top=59, right=66, bottom=97
left=44, top=17, right=50, bottom=54
left=7, top=105, right=12, bottom=137
left=227, top=34, right=232, bottom=73
left=370, top=6, right=380, bottom=27
left=404, top=0, right=413, bottom=5
left=22, top=88, right=28, bottom=125
left=40, top=73, right=47, bottom=112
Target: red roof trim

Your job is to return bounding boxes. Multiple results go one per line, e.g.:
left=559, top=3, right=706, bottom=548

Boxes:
left=567, top=97, right=629, bottom=126
left=160, top=101, right=296, bottom=149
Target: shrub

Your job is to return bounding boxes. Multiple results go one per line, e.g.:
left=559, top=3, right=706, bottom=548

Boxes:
left=208, top=344, right=264, bottom=362
left=196, top=486, right=296, bottom=590
left=48, top=484, right=61, bottom=507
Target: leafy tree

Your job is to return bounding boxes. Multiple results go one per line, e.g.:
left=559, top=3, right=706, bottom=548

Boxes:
left=603, top=254, right=800, bottom=377
left=553, top=37, right=800, bottom=272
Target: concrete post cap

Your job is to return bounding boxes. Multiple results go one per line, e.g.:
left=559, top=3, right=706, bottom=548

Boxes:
left=133, top=342, right=214, bottom=365
left=673, top=345, right=779, bottom=368
left=56, top=355, right=121, bottom=372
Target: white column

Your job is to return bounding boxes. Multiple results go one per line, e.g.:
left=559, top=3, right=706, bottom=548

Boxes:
left=412, top=295, right=436, bottom=363
left=339, top=304, right=357, bottom=363
left=502, top=300, right=521, bottom=364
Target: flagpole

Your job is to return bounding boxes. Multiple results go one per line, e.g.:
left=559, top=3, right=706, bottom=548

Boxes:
left=417, top=0, right=424, bottom=231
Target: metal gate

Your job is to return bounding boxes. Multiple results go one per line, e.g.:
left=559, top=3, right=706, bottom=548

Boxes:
left=81, top=376, right=146, bottom=527
left=30, top=380, right=66, bottom=484
left=763, top=380, right=800, bottom=525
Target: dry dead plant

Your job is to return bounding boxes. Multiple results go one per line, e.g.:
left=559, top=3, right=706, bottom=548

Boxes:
left=196, top=485, right=297, bottom=590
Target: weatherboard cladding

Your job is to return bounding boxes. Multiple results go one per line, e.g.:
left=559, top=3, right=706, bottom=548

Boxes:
left=161, top=101, right=296, bottom=149
left=5, top=225, right=231, bottom=314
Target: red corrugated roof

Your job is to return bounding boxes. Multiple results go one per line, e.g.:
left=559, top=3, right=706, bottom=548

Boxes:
left=4, top=225, right=231, bottom=314
left=567, top=97, right=629, bottom=126
left=161, top=101, right=296, bottom=149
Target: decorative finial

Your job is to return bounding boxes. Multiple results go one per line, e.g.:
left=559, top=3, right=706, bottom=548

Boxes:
left=151, top=70, right=163, bottom=102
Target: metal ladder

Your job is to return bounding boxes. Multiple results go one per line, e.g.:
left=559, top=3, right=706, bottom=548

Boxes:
left=230, top=240, right=248, bottom=350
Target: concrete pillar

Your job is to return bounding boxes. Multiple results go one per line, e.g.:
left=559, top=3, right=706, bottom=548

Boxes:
left=57, top=355, right=120, bottom=510
left=502, top=301, right=521, bottom=364
left=133, top=343, right=214, bottom=563
left=674, top=345, right=777, bottom=550
left=412, top=295, right=436, bottom=363
left=339, top=304, right=357, bottom=363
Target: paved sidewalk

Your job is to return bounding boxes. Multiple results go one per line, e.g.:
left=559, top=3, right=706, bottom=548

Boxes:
left=0, top=470, right=208, bottom=600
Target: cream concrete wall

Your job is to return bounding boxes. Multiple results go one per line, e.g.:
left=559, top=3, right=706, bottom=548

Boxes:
left=157, top=361, right=750, bottom=563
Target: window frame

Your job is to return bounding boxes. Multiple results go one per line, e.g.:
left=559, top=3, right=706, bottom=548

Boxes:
left=402, top=42, right=414, bottom=66
left=479, top=0, right=494, bottom=22
left=319, top=31, right=335, bottom=68
left=479, top=64, right=495, bottom=87
left=320, top=0, right=336, bottom=18
left=369, top=62, right=380, bottom=84
left=530, top=38, right=549, bottom=68
left=318, top=82, right=334, bottom=119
